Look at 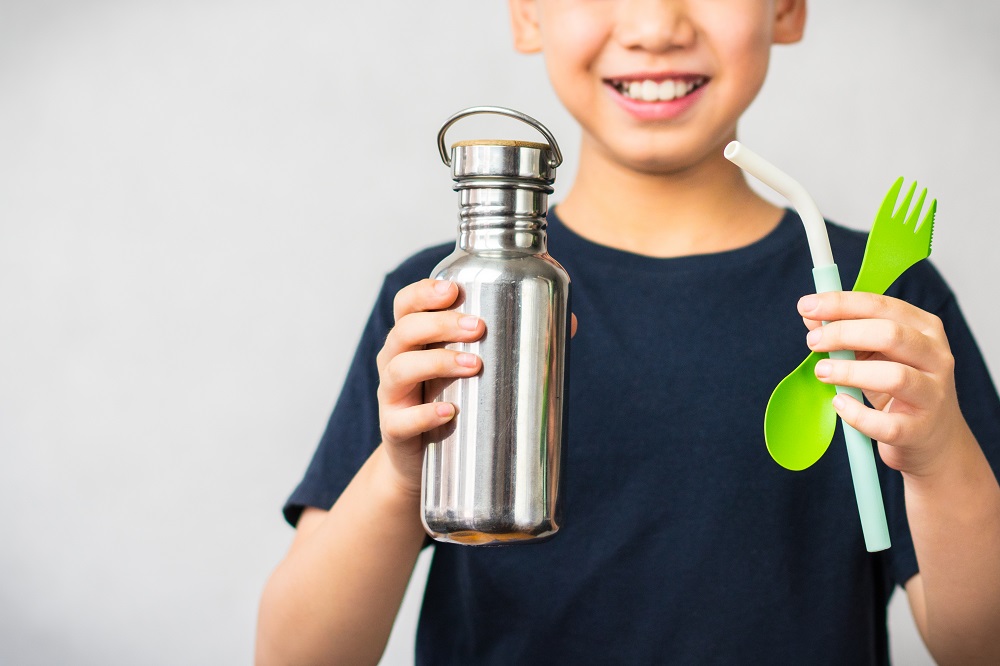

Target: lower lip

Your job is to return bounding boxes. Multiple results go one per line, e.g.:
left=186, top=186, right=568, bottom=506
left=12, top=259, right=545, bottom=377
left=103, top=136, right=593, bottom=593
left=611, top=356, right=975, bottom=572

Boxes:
left=606, top=82, right=707, bottom=121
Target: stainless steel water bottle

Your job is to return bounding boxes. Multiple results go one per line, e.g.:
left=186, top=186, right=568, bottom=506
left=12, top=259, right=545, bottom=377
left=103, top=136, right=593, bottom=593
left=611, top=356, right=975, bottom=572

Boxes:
left=421, top=106, right=571, bottom=546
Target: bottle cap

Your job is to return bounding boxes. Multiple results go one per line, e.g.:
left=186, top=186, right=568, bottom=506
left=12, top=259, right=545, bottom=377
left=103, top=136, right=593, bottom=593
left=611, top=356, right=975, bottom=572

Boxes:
left=437, top=107, right=561, bottom=187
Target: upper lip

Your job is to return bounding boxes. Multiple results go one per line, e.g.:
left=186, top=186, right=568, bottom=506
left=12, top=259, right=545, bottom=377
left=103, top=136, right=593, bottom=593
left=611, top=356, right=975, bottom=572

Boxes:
left=603, top=72, right=708, bottom=84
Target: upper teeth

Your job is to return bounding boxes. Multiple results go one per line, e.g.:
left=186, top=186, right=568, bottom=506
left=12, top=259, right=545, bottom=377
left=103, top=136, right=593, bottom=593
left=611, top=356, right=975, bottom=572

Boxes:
left=616, top=78, right=703, bottom=102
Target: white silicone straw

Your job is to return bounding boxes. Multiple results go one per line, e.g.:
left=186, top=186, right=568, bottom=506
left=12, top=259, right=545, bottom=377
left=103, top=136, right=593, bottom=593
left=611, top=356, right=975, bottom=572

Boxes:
left=724, top=141, right=834, bottom=268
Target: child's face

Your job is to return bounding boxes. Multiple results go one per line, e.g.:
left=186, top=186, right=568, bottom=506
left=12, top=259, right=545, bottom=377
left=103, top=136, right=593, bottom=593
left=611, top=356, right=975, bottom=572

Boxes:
left=509, top=0, right=806, bottom=174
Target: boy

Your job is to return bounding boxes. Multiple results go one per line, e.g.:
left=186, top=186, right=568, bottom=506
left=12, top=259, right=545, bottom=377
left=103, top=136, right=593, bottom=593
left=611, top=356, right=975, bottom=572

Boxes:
left=257, top=1, right=1000, bottom=663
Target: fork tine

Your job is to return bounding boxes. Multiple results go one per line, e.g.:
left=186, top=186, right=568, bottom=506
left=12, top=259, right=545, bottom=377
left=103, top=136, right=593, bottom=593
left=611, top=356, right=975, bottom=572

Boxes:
left=904, top=188, right=928, bottom=228
left=877, top=177, right=904, bottom=223
left=893, top=181, right=918, bottom=224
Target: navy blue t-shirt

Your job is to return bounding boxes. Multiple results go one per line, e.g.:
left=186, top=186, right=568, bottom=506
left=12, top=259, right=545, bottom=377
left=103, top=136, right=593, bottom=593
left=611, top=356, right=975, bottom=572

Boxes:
left=286, top=208, right=1000, bottom=664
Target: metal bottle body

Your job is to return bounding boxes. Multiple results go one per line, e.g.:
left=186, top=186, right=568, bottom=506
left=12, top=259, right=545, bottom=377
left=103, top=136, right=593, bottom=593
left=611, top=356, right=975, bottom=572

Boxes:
left=421, top=231, right=570, bottom=545
left=420, top=122, right=570, bottom=546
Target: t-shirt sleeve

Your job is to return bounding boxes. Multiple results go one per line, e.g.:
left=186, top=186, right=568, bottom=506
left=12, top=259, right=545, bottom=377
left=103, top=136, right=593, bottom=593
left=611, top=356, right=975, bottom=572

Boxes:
left=880, top=266, right=1000, bottom=588
left=282, top=278, right=396, bottom=527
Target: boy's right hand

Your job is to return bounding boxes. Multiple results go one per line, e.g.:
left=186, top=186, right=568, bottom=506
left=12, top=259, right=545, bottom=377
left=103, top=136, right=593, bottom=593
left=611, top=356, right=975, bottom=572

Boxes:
left=375, top=279, right=484, bottom=499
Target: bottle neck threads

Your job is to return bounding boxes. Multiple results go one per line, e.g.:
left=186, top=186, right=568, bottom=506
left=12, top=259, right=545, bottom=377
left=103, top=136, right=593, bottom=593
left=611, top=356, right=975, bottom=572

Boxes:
left=449, top=142, right=555, bottom=254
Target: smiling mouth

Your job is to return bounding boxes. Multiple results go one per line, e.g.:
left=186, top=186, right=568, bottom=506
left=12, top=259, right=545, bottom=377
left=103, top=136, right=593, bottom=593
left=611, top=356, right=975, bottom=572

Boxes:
left=606, top=76, right=709, bottom=103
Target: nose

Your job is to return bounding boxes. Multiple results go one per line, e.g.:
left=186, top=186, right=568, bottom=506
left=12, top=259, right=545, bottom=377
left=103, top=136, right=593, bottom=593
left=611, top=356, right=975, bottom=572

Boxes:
left=614, top=0, right=695, bottom=53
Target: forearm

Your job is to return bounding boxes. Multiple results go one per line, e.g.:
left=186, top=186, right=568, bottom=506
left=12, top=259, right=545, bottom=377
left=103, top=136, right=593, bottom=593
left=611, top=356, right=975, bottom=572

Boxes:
left=256, top=445, right=427, bottom=666
left=904, top=426, right=1000, bottom=664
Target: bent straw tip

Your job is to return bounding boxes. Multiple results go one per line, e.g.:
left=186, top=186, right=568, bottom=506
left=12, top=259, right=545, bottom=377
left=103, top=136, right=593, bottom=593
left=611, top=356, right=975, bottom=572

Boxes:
left=724, top=141, right=742, bottom=160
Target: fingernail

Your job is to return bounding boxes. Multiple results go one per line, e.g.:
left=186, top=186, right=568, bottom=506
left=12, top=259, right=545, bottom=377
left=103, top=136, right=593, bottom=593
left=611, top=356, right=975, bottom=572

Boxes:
left=807, top=329, right=822, bottom=347
left=458, top=315, right=480, bottom=331
left=435, top=402, right=455, bottom=418
left=832, top=394, right=847, bottom=410
left=434, top=280, right=452, bottom=295
left=456, top=353, right=478, bottom=367
left=814, top=359, right=832, bottom=378
left=799, top=295, right=819, bottom=313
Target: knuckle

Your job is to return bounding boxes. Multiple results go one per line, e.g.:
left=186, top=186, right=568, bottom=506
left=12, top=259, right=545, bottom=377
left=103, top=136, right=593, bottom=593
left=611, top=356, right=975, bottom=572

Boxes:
left=390, top=316, right=425, bottom=349
left=940, top=350, right=956, bottom=375
left=420, top=277, right=440, bottom=299
left=393, top=280, right=430, bottom=320
left=391, top=315, right=413, bottom=342
left=379, top=327, right=403, bottom=361
left=926, top=313, right=946, bottom=336
left=383, top=357, right=405, bottom=386
left=888, top=365, right=910, bottom=394
left=381, top=417, right=405, bottom=443
left=439, top=350, right=461, bottom=375
left=882, top=419, right=903, bottom=444
left=375, top=341, right=390, bottom=370
left=392, top=290, right=408, bottom=322
left=870, top=293, right=891, bottom=317
left=436, top=313, right=457, bottom=339
left=845, top=362, right=861, bottom=387
left=877, top=322, right=904, bottom=351
left=823, top=323, right=841, bottom=348
left=835, top=360, right=851, bottom=385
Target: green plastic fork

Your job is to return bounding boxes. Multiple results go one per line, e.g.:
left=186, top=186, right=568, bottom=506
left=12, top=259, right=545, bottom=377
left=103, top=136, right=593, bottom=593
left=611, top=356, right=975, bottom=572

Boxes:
left=854, top=178, right=936, bottom=293
left=764, top=178, right=935, bottom=551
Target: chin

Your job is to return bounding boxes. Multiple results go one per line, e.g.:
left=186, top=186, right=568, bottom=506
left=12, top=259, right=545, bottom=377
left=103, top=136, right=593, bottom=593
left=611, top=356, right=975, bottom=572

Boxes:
left=580, top=117, right=733, bottom=176
left=613, top=137, right=720, bottom=176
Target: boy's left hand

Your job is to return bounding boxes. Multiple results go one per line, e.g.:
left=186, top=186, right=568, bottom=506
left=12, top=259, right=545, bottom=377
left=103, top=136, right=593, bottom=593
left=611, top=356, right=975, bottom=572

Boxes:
left=798, top=291, right=972, bottom=478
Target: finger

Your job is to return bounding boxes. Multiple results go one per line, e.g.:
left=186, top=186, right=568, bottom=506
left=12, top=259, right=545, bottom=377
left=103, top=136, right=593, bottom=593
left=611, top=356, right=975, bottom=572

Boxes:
left=571, top=313, right=578, bottom=338
left=380, top=312, right=485, bottom=367
left=831, top=392, right=909, bottom=446
left=814, top=358, right=932, bottom=406
left=805, top=318, right=943, bottom=372
left=380, top=401, right=456, bottom=445
left=379, top=349, right=481, bottom=403
left=393, top=279, right=459, bottom=323
left=798, top=291, right=933, bottom=330
left=801, top=316, right=822, bottom=332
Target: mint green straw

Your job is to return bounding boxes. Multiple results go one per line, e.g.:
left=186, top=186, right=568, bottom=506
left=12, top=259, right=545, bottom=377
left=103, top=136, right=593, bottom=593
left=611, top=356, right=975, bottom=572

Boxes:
left=724, top=141, right=890, bottom=553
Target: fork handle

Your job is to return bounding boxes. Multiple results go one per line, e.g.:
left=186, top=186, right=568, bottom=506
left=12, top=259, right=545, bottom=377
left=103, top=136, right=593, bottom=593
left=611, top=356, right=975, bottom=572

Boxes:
left=813, top=264, right=891, bottom=552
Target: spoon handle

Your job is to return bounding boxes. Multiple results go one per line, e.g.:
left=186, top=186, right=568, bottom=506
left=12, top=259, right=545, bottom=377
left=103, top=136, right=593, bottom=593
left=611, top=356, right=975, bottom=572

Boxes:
left=814, top=265, right=891, bottom=552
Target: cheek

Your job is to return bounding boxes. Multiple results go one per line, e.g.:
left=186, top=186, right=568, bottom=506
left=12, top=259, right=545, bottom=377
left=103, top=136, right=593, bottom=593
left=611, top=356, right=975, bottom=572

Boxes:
left=540, top=21, right=606, bottom=104
left=712, top=21, right=773, bottom=104
left=538, top=4, right=608, bottom=74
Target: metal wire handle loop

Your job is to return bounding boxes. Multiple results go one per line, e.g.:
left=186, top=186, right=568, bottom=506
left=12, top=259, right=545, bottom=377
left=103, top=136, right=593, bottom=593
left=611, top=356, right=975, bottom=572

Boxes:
left=437, top=106, right=563, bottom=168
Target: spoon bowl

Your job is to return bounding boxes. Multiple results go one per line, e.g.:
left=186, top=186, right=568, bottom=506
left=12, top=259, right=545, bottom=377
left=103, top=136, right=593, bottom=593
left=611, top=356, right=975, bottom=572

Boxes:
left=764, top=351, right=837, bottom=470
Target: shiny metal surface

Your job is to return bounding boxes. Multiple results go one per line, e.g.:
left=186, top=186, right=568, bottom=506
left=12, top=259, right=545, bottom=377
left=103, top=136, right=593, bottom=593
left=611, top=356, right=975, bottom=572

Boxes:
left=421, top=108, right=570, bottom=546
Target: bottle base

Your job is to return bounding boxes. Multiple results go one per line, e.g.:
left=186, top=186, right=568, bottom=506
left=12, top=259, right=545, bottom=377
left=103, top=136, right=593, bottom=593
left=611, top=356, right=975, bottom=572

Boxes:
left=422, top=516, right=560, bottom=546
left=426, top=527, right=559, bottom=546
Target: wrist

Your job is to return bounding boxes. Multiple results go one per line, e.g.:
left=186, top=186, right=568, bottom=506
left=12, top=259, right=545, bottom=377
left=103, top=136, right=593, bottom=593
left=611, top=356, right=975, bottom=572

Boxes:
left=369, top=443, right=423, bottom=511
left=901, top=424, right=988, bottom=498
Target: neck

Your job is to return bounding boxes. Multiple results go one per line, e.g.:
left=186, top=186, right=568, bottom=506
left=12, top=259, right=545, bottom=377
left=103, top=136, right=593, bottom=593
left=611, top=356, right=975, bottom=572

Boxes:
left=556, top=134, right=785, bottom=258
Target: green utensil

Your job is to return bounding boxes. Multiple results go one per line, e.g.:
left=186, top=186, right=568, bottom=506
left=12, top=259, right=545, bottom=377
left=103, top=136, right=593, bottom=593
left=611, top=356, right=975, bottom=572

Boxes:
left=765, top=352, right=837, bottom=470
left=853, top=179, right=936, bottom=294
left=764, top=178, right=936, bottom=474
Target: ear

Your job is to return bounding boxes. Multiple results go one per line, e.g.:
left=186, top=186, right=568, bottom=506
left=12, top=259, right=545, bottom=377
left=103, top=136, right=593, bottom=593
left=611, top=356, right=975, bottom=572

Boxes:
left=509, top=0, right=543, bottom=54
left=772, top=0, right=807, bottom=45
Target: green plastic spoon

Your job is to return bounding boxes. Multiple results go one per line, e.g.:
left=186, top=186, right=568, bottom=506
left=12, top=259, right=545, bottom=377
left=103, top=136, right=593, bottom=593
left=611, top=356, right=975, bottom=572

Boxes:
left=764, top=179, right=936, bottom=471
left=765, top=351, right=837, bottom=470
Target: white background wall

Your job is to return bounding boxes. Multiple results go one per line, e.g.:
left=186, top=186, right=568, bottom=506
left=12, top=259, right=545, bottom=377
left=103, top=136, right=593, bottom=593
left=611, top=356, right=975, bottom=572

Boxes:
left=2, top=1, right=997, bottom=664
